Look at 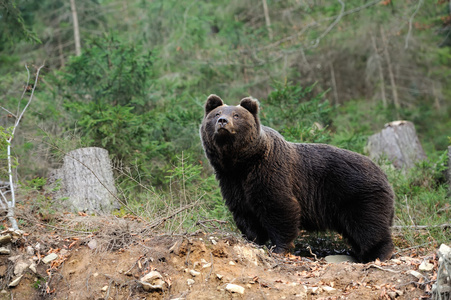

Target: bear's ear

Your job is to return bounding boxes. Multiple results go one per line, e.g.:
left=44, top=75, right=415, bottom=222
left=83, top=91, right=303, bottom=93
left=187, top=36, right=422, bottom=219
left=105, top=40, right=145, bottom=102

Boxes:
left=239, top=97, right=259, bottom=115
left=205, top=94, right=224, bottom=115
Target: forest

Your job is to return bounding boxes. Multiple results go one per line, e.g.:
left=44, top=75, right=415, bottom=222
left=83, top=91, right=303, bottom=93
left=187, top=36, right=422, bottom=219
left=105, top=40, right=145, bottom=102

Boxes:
left=1, top=0, right=450, bottom=256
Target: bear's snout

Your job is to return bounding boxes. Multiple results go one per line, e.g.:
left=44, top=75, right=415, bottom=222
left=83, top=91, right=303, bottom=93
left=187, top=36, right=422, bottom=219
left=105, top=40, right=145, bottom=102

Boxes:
left=217, top=117, right=229, bottom=128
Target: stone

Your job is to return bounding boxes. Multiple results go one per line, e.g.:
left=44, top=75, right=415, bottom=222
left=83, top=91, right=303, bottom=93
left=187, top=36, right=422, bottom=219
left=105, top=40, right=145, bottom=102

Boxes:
left=29, top=263, right=37, bottom=273
left=187, top=279, right=195, bottom=286
left=409, top=270, right=423, bottom=279
left=26, top=246, right=34, bottom=256
left=419, top=261, right=434, bottom=272
left=323, top=286, right=336, bottom=294
left=0, top=247, right=10, bottom=255
left=202, top=262, right=212, bottom=269
left=42, top=253, right=58, bottom=264
left=307, top=286, right=320, bottom=294
left=0, top=234, right=11, bottom=245
left=14, top=260, right=30, bottom=276
left=189, top=269, right=201, bottom=277
left=8, top=275, right=23, bottom=288
left=438, top=244, right=451, bottom=257
left=226, top=283, right=245, bottom=294
left=87, top=239, right=97, bottom=250
left=140, top=271, right=165, bottom=291
left=325, top=255, right=357, bottom=263
left=101, top=285, right=109, bottom=292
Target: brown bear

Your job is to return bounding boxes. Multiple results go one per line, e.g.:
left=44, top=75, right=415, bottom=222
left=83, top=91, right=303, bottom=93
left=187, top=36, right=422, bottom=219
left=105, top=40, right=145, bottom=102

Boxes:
left=200, top=94, right=395, bottom=263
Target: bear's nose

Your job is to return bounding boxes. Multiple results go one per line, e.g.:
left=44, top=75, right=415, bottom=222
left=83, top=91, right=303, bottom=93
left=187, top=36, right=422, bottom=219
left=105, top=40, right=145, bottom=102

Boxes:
left=217, top=117, right=228, bottom=127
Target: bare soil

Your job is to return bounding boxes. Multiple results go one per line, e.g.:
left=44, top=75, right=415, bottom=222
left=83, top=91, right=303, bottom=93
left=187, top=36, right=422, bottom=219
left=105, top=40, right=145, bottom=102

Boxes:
left=0, top=212, right=438, bottom=300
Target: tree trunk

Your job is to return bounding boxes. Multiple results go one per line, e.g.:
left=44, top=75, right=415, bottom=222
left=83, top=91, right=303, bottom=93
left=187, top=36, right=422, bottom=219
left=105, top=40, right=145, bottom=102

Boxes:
left=262, top=0, right=273, bottom=41
left=52, top=147, right=119, bottom=214
left=448, top=146, right=451, bottom=195
left=70, top=0, right=81, bottom=56
left=371, top=34, right=387, bottom=108
left=366, top=121, right=427, bottom=170
left=380, top=27, right=399, bottom=110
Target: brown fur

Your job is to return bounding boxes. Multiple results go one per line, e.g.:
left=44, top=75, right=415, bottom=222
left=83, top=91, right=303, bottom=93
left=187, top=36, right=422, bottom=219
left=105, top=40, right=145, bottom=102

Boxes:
left=200, top=95, right=394, bottom=262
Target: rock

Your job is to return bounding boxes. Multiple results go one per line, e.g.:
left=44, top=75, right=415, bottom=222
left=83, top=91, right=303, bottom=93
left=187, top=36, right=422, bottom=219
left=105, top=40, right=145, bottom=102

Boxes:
left=14, top=260, right=30, bottom=276
left=26, top=246, right=34, bottom=256
left=419, top=261, right=434, bottom=272
left=409, top=270, right=424, bottom=279
left=42, top=253, right=58, bottom=264
left=216, top=274, right=223, bottom=280
left=307, top=287, right=320, bottom=294
left=325, top=255, right=357, bottom=263
left=8, top=255, right=20, bottom=262
left=87, top=239, right=97, bottom=250
left=438, top=244, right=451, bottom=257
left=140, top=270, right=163, bottom=282
left=228, top=261, right=235, bottom=266
left=0, top=247, right=10, bottom=255
left=323, top=286, right=336, bottom=294
left=187, top=279, right=195, bottom=286
left=8, top=275, right=23, bottom=288
left=140, top=271, right=165, bottom=291
left=189, top=269, right=201, bottom=277
left=233, top=245, right=259, bottom=266
left=0, top=234, right=11, bottom=245
left=101, top=285, right=109, bottom=292
left=202, top=262, right=212, bottom=269
left=29, top=263, right=37, bottom=273
left=225, top=283, right=245, bottom=294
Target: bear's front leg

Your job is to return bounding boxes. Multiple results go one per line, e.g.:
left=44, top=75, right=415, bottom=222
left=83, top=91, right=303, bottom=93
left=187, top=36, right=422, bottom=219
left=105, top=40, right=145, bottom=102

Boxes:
left=254, top=195, right=301, bottom=254
left=231, top=209, right=269, bottom=245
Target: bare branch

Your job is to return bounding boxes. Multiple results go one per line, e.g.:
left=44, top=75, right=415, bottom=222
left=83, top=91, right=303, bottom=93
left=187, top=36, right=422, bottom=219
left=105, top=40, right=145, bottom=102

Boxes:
left=312, top=0, right=345, bottom=48
left=393, top=223, right=451, bottom=230
left=10, top=63, right=46, bottom=138
left=2, top=63, right=45, bottom=230
left=0, top=107, right=16, bottom=118
left=405, top=0, right=424, bottom=49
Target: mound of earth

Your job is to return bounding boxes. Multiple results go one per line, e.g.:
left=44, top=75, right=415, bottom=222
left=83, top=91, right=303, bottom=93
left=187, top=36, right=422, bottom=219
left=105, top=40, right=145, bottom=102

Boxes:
left=0, top=214, right=440, bottom=299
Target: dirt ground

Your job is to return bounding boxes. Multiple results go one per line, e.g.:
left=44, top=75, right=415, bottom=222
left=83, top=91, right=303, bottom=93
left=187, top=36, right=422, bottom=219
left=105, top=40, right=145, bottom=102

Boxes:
left=0, top=211, right=440, bottom=300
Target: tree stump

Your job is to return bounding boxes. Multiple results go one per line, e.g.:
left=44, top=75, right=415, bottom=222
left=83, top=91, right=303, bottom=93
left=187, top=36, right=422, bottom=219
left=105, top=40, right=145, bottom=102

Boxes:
left=52, top=147, right=119, bottom=214
left=366, top=121, right=427, bottom=170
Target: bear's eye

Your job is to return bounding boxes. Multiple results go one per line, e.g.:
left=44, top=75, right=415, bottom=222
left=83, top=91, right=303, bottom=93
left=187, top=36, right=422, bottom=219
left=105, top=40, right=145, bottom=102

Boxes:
left=215, top=111, right=221, bottom=117
left=233, top=114, right=239, bottom=119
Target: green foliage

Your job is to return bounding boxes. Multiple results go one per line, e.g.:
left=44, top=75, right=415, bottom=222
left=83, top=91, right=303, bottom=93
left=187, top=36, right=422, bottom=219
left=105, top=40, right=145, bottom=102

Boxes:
left=25, top=177, right=47, bottom=190
left=262, top=82, right=333, bottom=143
left=387, top=152, right=450, bottom=247
left=0, top=0, right=41, bottom=47
left=63, top=34, right=154, bottom=108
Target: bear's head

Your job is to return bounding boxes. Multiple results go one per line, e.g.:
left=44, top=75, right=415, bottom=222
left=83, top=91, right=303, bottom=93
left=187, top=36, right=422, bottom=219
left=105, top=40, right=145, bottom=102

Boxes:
left=200, top=94, right=262, bottom=159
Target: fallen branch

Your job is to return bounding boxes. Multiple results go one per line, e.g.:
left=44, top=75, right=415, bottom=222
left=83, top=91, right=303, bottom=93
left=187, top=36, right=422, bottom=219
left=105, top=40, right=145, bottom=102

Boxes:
left=148, top=200, right=200, bottom=231
left=393, top=224, right=451, bottom=230
left=366, top=264, right=401, bottom=273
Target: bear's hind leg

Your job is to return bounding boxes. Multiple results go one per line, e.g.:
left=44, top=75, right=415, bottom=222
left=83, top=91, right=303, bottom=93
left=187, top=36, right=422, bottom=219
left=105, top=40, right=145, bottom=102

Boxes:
left=344, top=226, right=393, bottom=263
